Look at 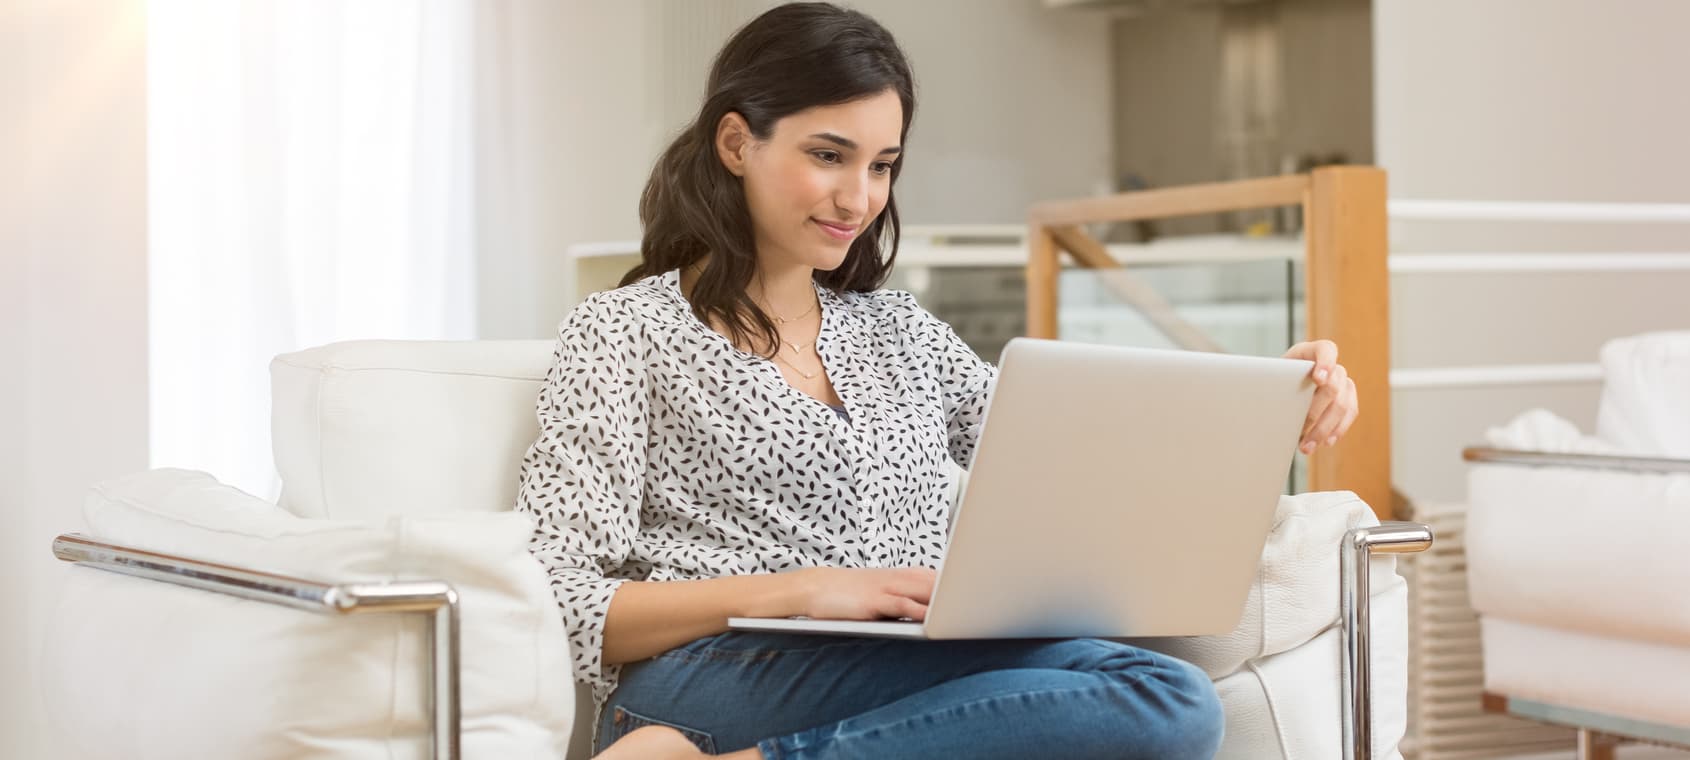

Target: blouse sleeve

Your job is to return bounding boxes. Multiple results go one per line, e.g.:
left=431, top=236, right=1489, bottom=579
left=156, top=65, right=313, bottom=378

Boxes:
left=515, top=294, right=648, bottom=698
left=894, top=291, right=998, bottom=470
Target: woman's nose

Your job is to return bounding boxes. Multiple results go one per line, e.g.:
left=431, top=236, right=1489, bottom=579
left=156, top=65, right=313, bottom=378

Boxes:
left=833, top=171, right=869, bottom=218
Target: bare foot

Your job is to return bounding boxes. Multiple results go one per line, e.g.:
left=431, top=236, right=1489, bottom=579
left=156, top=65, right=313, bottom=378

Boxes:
left=595, top=725, right=709, bottom=760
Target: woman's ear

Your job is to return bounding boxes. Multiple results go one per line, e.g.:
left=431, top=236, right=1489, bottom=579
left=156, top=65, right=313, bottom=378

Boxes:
left=715, top=112, right=753, bottom=177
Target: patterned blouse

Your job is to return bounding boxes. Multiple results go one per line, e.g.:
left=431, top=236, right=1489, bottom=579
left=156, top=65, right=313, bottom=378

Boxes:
left=515, top=267, right=996, bottom=710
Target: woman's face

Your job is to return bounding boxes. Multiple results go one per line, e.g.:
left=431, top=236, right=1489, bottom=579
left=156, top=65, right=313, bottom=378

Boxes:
left=722, top=89, right=903, bottom=273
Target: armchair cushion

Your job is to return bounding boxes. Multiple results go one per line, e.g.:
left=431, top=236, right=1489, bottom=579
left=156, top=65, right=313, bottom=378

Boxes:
left=1468, top=459, right=1690, bottom=659
left=270, top=339, right=554, bottom=520
left=1472, top=410, right=1690, bottom=647
left=43, top=468, right=575, bottom=760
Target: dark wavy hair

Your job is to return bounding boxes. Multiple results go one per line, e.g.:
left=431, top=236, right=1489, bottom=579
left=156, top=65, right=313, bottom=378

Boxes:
left=618, top=2, right=916, bottom=359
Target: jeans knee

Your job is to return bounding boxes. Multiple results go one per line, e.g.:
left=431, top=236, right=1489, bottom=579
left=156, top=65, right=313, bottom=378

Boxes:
left=1155, top=659, right=1225, bottom=759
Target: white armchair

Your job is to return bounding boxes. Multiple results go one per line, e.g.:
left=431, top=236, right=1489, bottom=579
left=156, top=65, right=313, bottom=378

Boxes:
left=1464, top=331, right=1690, bottom=758
left=45, top=339, right=1429, bottom=759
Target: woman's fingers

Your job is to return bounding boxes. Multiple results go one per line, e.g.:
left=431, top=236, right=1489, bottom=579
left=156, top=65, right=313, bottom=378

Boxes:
left=1285, top=342, right=1367, bottom=451
left=1301, top=395, right=1331, bottom=448
left=884, top=569, right=935, bottom=619
left=804, top=567, right=944, bottom=621
left=1300, top=362, right=1345, bottom=448
left=1285, top=339, right=1339, bottom=383
left=880, top=595, right=928, bottom=622
left=1311, top=341, right=1338, bottom=383
left=1334, top=379, right=1359, bottom=443
left=893, top=568, right=937, bottom=603
left=1305, top=365, right=1353, bottom=448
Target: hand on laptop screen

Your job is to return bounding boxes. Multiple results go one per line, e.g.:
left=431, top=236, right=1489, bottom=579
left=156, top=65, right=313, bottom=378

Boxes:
left=1282, top=339, right=1358, bottom=454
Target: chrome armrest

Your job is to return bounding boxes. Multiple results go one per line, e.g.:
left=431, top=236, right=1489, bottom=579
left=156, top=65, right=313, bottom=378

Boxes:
left=1464, top=446, right=1690, bottom=473
left=1341, top=521, right=1434, bottom=760
left=51, top=533, right=462, bottom=760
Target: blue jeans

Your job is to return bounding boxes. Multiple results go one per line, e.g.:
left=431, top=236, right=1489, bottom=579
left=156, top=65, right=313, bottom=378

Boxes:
left=595, top=631, right=1225, bottom=759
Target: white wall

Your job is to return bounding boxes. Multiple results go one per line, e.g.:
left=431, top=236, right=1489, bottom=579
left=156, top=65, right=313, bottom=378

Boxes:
left=473, top=1, right=662, bottom=338
left=1376, top=0, right=1690, bottom=503
left=1377, top=0, right=1690, bottom=204
left=0, top=1, right=150, bottom=756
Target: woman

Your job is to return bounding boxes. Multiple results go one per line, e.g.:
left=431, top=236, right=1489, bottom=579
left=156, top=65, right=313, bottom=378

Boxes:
left=517, top=4, right=1359, bottom=759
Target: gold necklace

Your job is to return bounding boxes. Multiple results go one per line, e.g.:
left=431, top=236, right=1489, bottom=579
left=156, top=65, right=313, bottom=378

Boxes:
left=688, top=262, right=822, bottom=375
left=773, top=297, right=819, bottom=355
left=781, top=334, right=812, bottom=354
left=769, top=302, right=820, bottom=378
left=772, top=346, right=822, bottom=380
left=767, top=299, right=817, bottom=324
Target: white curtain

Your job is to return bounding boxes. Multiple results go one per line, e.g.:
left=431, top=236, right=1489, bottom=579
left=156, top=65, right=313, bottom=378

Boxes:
left=148, top=0, right=479, bottom=499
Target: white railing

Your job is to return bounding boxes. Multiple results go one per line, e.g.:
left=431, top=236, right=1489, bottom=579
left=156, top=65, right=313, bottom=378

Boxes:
left=1390, top=199, right=1690, bottom=223
left=1389, top=252, right=1690, bottom=273
left=1390, top=199, right=1688, bottom=391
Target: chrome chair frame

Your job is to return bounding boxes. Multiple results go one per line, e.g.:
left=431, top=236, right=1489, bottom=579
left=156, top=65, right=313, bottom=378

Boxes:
left=1464, top=446, right=1690, bottom=474
left=55, top=520, right=1431, bottom=760
left=51, top=533, right=462, bottom=760
left=1341, top=522, right=1434, bottom=760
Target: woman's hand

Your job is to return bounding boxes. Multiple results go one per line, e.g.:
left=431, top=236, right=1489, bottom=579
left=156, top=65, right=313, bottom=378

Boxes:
left=1282, top=339, right=1358, bottom=455
left=794, top=566, right=937, bottom=622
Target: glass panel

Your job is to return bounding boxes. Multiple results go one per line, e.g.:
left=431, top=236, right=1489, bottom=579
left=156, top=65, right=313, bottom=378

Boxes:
left=1057, top=258, right=1299, bottom=357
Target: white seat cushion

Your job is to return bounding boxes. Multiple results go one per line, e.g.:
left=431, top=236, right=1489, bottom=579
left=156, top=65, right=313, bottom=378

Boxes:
left=270, top=339, right=554, bottom=520
left=43, top=468, right=576, bottom=760
left=1468, top=462, right=1690, bottom=648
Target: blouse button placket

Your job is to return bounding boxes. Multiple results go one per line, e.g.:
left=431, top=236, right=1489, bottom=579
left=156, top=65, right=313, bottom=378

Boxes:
left=823, top=329, right=886, bottom=569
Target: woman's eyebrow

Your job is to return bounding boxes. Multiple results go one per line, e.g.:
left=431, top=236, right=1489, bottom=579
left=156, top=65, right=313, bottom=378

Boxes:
left=810, top=132, right=903, bottom=156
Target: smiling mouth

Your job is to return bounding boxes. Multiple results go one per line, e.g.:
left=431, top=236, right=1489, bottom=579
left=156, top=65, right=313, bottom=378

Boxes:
left=814, top=219, right=858, bottom=240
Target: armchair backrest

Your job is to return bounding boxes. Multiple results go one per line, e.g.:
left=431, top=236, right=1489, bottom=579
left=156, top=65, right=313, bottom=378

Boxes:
left=1596, top=330, right=1690, bottom=458
left=271, top=339, right=555, bottom=520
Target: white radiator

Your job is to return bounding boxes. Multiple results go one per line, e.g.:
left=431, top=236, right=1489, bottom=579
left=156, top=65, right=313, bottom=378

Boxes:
left=1401, top=503, right=1575, bottom=760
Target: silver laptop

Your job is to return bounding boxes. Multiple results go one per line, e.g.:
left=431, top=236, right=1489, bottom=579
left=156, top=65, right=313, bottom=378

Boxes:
left=728, top=337, right=1315, bottom=640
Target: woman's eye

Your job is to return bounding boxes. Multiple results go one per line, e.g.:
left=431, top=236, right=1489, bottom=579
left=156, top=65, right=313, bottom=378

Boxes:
left=812, top=150, right=841, bottom=164
left=872, top=161, right=894, bottom=175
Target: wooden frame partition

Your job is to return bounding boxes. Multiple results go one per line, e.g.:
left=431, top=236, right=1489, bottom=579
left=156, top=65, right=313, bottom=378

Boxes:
left=1026, top=166, right=1393, bottom=519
